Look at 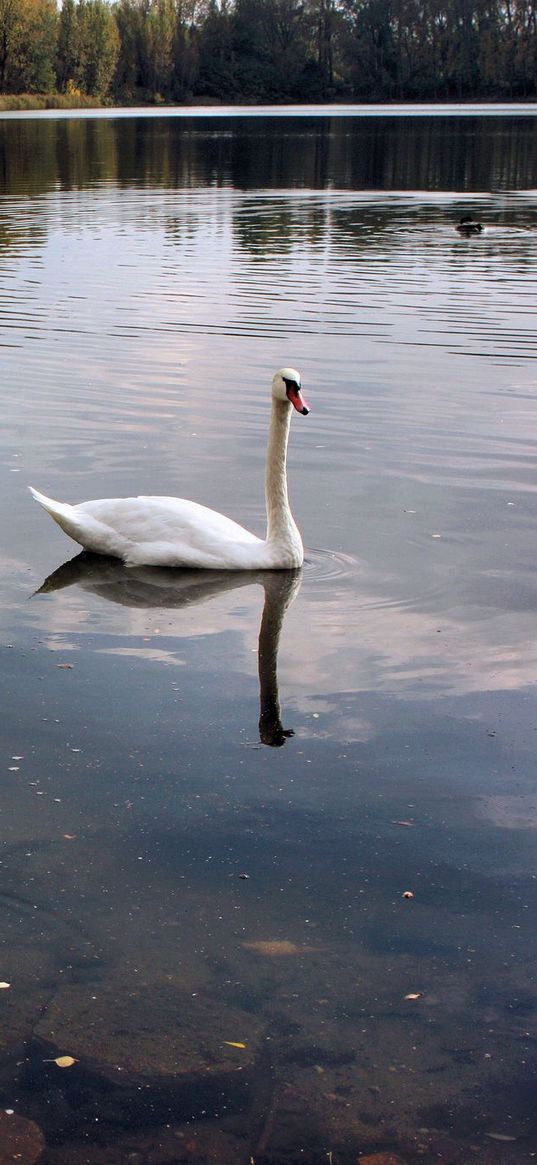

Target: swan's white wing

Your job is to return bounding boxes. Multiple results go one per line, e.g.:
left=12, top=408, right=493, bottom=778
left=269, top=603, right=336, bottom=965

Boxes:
left=75, top=496, right=262, bottom=567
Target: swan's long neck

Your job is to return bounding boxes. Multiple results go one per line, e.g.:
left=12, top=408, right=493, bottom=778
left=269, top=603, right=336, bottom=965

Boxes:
left=265, top=398, right=301, bottom=556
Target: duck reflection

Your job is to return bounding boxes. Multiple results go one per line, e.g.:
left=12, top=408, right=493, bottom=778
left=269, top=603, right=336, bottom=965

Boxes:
left=36, top=554, right=301, bottom=747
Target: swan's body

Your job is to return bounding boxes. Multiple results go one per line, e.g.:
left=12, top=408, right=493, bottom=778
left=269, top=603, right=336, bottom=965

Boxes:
left=30, top=368, right=309, bottom=570
left=456, top=215, right=483, bottom=234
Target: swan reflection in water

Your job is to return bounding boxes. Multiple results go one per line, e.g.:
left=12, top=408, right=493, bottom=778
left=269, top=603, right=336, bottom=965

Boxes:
left=36, top=554, right=302, bottom=747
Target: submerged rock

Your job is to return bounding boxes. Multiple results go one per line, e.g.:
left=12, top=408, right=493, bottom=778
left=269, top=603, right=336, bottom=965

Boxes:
left=0, top=1110, right=45, bottom=1164
left=33, top=981, right=263, bottom=1084
left=25, top=982, right=266, bottom=1142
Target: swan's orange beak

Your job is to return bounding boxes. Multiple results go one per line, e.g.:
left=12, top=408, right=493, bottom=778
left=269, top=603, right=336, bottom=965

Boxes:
left=287, top=385, right=309, bottom=415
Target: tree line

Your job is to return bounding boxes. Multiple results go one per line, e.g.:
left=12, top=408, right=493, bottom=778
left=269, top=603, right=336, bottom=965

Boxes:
left=1, top=0, right=536, bottom=104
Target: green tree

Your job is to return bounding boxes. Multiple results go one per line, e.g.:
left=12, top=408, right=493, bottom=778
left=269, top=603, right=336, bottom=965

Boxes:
left=23, top=0, right=58, bottom=90
left=57, top=0, right=80, bottom=91
left=172, top=7, right=199, bottom=100
left=0, top=0, right=26, bottom=89
left=231, top=0, right=312, bottom=101
left=196, top=0, right=236, bottom=97
left=342, top=0, right=398, bottom=98
left=146, top=0, right=177, bottom=96
left=69, top=0, right=119, bottom=97
left=84, top=0, right=120, bottom=97
left=113, top=0, right=143, bottom=97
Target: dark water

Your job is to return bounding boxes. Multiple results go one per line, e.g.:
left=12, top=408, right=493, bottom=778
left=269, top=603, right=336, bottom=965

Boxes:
left=2, top=107, right=537, bottom=1164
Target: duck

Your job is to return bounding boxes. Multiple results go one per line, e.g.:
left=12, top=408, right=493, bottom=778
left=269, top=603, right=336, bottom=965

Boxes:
left=456, top=215, right=483, bottom=235
left=30, top=367, right=309, bottom=570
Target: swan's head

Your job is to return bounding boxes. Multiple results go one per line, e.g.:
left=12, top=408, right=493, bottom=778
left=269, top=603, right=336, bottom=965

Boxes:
left=272, top=368, right=309, bottom=415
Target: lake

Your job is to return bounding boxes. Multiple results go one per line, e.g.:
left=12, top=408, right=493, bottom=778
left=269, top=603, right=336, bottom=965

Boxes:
left=1, top=106, right=537, bottom=1164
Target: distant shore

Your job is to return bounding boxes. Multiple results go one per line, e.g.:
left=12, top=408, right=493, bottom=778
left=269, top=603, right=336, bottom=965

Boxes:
left=1, top=94, right=536, bottom=114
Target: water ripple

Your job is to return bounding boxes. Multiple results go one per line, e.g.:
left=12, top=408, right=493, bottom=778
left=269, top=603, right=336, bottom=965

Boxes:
left=1, top=189, right=536, bottom=363
left=303, top=547, right=362, bottom=582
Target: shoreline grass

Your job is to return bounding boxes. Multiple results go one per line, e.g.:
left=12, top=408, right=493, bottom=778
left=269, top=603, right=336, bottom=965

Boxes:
left=0, top=93, right=102, bottom=111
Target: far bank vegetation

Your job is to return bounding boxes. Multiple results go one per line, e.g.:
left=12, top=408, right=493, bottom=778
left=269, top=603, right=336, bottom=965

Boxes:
left=1, top=0, right=536, bottom=108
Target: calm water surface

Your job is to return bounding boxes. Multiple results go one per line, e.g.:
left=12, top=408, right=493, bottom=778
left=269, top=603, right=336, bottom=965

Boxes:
left=1, top=108, right=537, bottom=1164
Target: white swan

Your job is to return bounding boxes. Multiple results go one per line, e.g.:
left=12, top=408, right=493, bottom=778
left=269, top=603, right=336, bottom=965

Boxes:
left=29, top=368, right=309, bottom=570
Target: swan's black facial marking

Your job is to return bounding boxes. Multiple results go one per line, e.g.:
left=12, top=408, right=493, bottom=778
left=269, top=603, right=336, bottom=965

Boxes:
left=283, top=377, right=309, bottom=416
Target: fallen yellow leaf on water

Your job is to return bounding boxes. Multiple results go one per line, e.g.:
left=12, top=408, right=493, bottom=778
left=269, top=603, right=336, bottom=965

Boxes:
left=359, top=1154, right=406, bottom=1165
left=0, top=982, right=11, bottom=990
left=242, top=940, right=317, bottom=957
left=224, top=1041, right=247, bottom=1049
left=53, top=1056, right=77, bottom=1068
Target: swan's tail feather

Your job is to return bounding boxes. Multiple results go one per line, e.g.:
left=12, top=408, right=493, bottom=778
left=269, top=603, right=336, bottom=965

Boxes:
left=29, top=487, right=75, bottom=524
left=29, top=486, right=83, bottom=533
left=29, top=487, right=125, bottom=557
